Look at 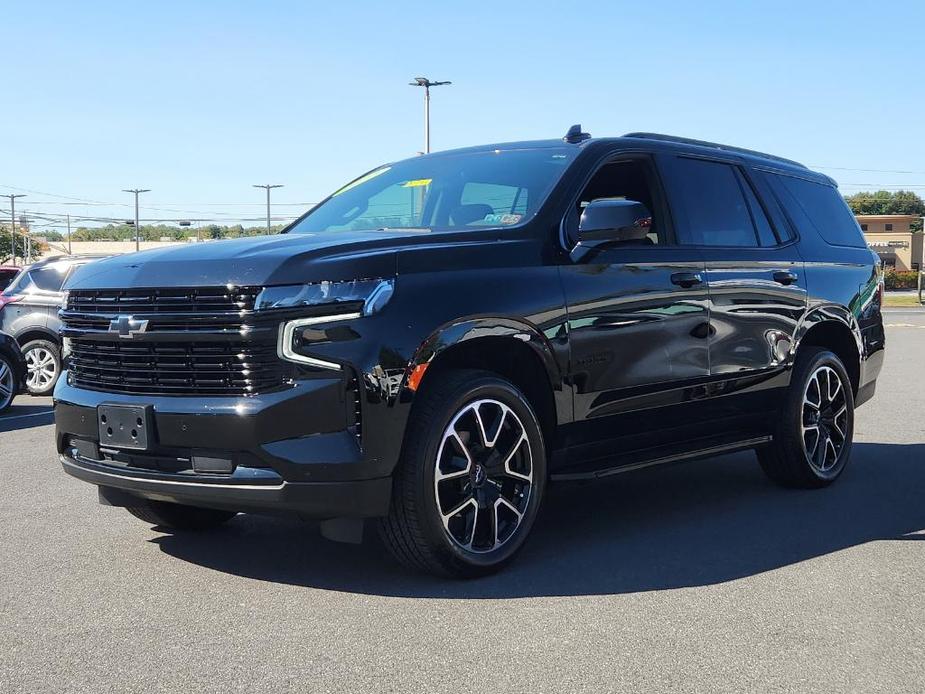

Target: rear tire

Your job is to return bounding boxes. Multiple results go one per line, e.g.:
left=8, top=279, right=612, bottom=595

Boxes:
left=379, top=369, right=546, bottom=578
left=22, top=339, right=60, bottom=396
left=126, top=500, right=237, bottom=531
left=758, top=347, right=855, bottom=488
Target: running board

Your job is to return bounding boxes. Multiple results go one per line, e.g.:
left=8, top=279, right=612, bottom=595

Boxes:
left=550, top=436, right=772, bottom=482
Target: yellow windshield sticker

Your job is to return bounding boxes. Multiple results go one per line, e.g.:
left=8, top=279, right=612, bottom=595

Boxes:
left=332, top=166, right=391, bottom=197
left=401, top=178, right=432, bottom=188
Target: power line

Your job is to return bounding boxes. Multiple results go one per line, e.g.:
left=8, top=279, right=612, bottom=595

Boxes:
left=811, top=165, right=925, bottom=175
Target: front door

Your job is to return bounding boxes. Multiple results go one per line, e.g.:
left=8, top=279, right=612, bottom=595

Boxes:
left=557, top=154, right=711, bottom=472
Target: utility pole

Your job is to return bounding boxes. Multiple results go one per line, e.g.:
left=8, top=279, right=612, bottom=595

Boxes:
left=122, top=188, right=150, bottom=252
left=409, top=77, right=451, bottom=154
left=3, top=194, right=25, bottom=265
left=67, top=213, right=72, bottom=254
left=253, top=184, right=283, bottom=235
left=919, top=216, right=925, bottom=305
left=22, top=216, right=30, bottom=260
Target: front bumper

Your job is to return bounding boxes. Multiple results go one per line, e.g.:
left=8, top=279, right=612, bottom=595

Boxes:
left=54, top=374, right=392, bottom=519
left=60, top=454, right=391, bottom=518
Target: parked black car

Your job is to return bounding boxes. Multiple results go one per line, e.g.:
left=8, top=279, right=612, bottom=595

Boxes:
left=0, top=255, right=109, bottom=395
left=55, top=129, right=884, bottom=577
left=0, top=330, right=27, bottom=413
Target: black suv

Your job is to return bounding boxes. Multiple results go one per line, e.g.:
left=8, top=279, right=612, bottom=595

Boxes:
left=55, top=129, right=884, bottom=577
left=1, top=255, right=109, bottom=395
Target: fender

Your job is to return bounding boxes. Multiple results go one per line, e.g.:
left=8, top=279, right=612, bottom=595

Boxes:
left=404, top=315, right=570, bottom=422
left=14, top=326, right=61, bottom=347
left=793, top=303, right=863, bottom=361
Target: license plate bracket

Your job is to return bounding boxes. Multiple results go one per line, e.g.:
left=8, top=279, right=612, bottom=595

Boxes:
left=98, top=404, right=152, bottom=450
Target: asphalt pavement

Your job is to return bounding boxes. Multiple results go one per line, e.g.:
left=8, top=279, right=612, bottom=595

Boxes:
left=1, top=312, right=924, bottom=693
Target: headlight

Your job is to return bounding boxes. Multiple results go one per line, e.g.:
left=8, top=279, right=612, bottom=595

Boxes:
left=267, top=279, right=394, bottom=370
left=60, top=290, right=70, bottom=311
left=255, top=279, right=393, bottom=314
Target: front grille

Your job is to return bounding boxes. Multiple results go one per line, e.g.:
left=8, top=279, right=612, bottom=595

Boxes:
left=68, top=287, right=260, bottom=313
left=64, top=286, right=290, bottom=396
left=68, top=339, right=287, bottom=395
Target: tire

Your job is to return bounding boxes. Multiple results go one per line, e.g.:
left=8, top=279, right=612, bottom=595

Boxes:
left=22, top=339, right=60, bottom=396
left=758, top=347, right=855, bottom=488
left=0, top=353, right=16, bottom=413
left=379, top=369, right=546, bottom=578
left=126, top=500, right=237, bottom=531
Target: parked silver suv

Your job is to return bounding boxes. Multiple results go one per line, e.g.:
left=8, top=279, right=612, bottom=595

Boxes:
left=0, top=255, right=109, bottom=395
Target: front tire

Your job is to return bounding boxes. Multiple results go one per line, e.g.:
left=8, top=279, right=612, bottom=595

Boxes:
left=0, top=353, right=17, bottom=412
left=379, top=369, right=546, bottom=578
left=22, top=339, right=60, bottom=396
left=126, top=500, right=237, bottom=531
left=758, top=347, right=855, bottom=488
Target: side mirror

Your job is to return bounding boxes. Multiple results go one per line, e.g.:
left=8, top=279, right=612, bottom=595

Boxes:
left=570, top=198, right=653, bottom=262
left=578, top=199, right=653, bottom=244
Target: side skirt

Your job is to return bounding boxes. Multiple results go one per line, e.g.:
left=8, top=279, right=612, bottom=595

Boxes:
left=550, top=436, right=772, bottom=482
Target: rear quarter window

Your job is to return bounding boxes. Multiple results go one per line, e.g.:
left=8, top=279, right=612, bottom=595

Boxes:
left=766, top=173, right=865, bottom=248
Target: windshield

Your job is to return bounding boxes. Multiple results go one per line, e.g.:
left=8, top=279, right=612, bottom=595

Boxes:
left=288, top=147, right=577, bottom=234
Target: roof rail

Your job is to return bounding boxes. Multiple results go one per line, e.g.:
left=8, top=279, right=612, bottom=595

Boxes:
left=623, top=132, right=807, bottom=169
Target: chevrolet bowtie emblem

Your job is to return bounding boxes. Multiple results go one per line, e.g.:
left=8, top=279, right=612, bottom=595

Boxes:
left=108, top=315, right=149, bottom=339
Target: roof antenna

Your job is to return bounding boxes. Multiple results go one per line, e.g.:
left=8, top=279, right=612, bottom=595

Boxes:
left=564, top=124, right=591, bottom=144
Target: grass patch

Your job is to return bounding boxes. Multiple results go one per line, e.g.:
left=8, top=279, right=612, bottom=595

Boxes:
left=884, top=294, right=923, bottom=307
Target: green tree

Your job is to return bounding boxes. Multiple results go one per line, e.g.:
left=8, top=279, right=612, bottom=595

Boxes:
left=0, top=226, right=43, bottom=263
left=845, top=190, right=924, bottom=232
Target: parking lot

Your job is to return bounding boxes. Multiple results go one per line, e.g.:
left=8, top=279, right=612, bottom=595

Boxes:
left=1, top=311, right=923, bottom=694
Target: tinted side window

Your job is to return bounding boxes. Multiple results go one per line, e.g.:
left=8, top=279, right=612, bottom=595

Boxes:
left=671, top=158, right=758, bottom=247
left=738, top=173, right=778, bottom=246
left=767, top=173, right=865, bottom=248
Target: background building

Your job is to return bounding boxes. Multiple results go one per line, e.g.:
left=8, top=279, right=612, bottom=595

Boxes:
left=857, top=214, right=923, bottom=271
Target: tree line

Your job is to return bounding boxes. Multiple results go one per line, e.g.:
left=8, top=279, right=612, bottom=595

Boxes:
left=39, top=223, right=287, bottom=243
left=844, top=190, right=924, bottom=231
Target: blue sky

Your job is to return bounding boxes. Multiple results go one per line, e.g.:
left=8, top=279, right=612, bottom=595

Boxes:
left=4, top=0, right=925, bottom=232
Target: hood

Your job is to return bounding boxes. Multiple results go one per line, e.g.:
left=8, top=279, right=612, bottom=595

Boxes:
left=64, top=229, right=425, bottom=290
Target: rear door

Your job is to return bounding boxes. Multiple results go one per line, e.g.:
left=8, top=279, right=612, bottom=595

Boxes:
left=660, top=155, right=807, bottom=420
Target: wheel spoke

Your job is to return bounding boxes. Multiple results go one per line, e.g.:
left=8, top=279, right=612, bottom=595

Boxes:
left=806, top=427, right=820, bottom=460
left=814, top=434, right=829, bottom=470
left=441, top=496, right=477, bottom=523
left=502, top=433, right=531, bottom=482
left=435, top=430, right=473, bottom=484
left=473, top=402, right=508, bottom=448
left=827, top=371, right=841, bottom=403
left=805, top=373, right=822, bottom=410
left=824, top=437, right=837, bottom=470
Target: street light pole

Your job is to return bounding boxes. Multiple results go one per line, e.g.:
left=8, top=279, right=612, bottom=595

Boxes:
left=410, top=77, right=451, bottom=154
left=67, top=213, right=72, bottom=254
left=3, top=194, right=25, bottom=265
left=122, top=188, right=150, bottom=252
left=253, top=184, right=283, bottom=235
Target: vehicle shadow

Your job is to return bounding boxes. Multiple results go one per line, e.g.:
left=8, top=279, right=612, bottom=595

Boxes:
left=0, top=399, right=55, bottom=434
left=151, top=442, right=925, bottom=598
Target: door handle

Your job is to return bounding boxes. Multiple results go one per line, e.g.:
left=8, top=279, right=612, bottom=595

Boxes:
left=773, top=270, right=798, bottom=285
left=670, top=272, right=703, bottom=288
